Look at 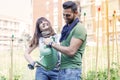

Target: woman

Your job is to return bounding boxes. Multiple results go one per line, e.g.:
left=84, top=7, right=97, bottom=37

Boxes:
left=24, top=17, right=60, bottom=80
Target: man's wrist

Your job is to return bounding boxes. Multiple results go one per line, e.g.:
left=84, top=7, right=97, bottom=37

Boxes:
left=48, top=41, right=54, bottom=47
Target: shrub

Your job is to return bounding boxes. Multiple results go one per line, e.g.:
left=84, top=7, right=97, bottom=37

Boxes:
left=85, top=63, right=120, bottom=80
left=0, top=75, right=7, bottom=80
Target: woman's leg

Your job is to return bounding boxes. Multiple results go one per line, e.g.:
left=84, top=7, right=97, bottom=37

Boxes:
left=35, top=67, right=49, bottom=80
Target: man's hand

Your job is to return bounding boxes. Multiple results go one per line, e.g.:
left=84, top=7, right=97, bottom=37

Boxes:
left=43, top=38, right=51, bottom=45
left=43, top=38, right=53, bottom=47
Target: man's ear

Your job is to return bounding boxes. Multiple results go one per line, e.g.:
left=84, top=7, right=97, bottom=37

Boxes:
left=74, top=11, right=78, bottom=16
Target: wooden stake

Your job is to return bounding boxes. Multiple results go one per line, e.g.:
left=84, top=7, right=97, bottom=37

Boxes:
left=114, top=11, right=119, bottom=67
left=105, top=0, right=110, bottom=80
left=82, top=12, right=86, bottom=80
left=111, top=18, right=115, bottom=64
left=95, top=7, right=100, bottom=80
left=9, top=35, right=14, bottom=80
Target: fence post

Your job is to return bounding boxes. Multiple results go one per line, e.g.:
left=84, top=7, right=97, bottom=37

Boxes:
left=9, top=34, right=14, bottom=80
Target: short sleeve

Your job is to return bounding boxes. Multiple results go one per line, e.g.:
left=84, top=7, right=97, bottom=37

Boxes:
left=72, top=24, right=87, bottom=41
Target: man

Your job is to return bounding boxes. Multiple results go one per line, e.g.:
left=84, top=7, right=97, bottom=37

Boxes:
left=44, top=1, right=87, bottom=80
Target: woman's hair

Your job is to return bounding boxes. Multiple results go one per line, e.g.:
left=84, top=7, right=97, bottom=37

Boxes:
left=29, top=17, right=55, bottom=47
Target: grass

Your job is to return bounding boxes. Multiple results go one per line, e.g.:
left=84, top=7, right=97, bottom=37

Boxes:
left=0, top=44, right=120, bottom=80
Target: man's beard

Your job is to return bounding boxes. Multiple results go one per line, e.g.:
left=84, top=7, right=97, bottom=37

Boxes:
left=66, top=17, right=75, bottom=24
left=67, top=19, right=74, bottom=24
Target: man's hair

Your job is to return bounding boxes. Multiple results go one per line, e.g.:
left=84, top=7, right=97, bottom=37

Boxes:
left=63, top=1, right=78, bottom=12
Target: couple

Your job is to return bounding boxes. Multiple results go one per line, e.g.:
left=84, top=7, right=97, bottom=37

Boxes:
left=24, top=1, right=87, bottom=80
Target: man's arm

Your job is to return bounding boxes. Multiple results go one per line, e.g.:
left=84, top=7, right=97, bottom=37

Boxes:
left=45, top=37, right=83, bottom=57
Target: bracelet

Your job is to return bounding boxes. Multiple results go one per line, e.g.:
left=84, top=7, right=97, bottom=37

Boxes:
left=27, top=61, right=36, bottom=70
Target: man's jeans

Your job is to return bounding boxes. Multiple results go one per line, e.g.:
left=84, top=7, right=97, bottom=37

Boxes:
left=35, top=66, right=59, bottom=80
left=58, top=68, right=82, bottom=80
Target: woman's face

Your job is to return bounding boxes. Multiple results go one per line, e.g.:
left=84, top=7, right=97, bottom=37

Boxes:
left=39, top=20, right=52, bottom=38
left=39, top=21, right=49, bottom=31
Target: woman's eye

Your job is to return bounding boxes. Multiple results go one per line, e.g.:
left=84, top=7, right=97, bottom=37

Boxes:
left=43, top=24, right=45, bottom=27
left=43, top=24, right=45, bottom=26
left=46, top=23, right=49, bottom=26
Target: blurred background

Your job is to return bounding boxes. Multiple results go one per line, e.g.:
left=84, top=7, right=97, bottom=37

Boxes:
left=0, top=0, right=120, bottom=80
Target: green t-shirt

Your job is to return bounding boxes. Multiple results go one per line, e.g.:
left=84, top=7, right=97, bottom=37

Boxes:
left=38, top=36, right=58, bottom=70
left=60, top=22, right=87, bottom=69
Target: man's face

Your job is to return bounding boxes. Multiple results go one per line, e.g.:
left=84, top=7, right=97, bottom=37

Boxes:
left=63, top=8, right=75, bottom=24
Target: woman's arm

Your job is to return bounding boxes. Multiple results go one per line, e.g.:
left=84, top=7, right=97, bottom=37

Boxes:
left=24, top=44, right=37, bottom=64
